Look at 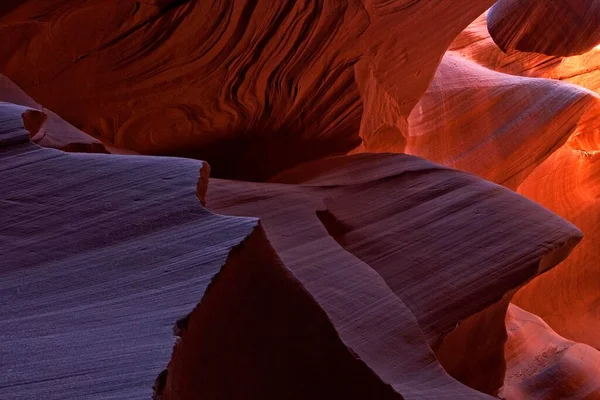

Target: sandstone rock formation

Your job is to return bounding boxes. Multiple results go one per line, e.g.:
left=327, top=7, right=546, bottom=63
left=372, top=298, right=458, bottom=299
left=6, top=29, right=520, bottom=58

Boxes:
left=406, top=52, right=599, bottom=188
left=450, top=13, right=600, bottom=160
left=487, top=0, right=600, bottom=57
left=1, top=102, right=584, bottom=399
left=515, top=146, right=600, bottom=349
left=2, top=2, right=600, bottom=399
left=409, top=11, right=600, bottom=398
left=503, top=304, right=600, bottom=399
left=0, top=75, right=108, bottom=152
left=452, top=14, right=600, bottom=94
left=206, top=153, right=582, bottom=397
left=442, top=3, right=600, bottom=351
left=0, top=0, right=497, bottom=180
left=0, top=102, right=257, bottom=399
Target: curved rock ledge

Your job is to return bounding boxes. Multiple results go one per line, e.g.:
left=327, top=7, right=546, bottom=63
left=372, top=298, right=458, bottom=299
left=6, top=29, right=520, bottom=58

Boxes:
left=406, top=53, right=599, bottom=189
left=0, top=109, right=582, bottom=398
left=209, top=153, right=582, bottom=396
left=503, top=304, right=600, bottom=399
left=487, top=0, right=600, bottom=57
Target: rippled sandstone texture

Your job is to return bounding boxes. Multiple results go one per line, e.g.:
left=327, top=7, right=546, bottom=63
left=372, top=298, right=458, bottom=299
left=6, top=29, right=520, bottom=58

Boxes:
left=0, top=0, right=498, bottom=180
left=447, top=6, right=600, bottom=338
left=3, top=1, right=600, bottom=400
left=407, top=10, right=600, bottom=398
left=452, top=13, right=600, bottom=94
left=406, top=52, right=599, bottom=188
left=450, top=13, right=600, bottom=157
left=487, top=0, right=600, bottom=57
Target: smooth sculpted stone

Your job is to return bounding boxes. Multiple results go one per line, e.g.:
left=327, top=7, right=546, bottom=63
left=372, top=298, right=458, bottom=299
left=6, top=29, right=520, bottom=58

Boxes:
left=406, top=52, right=600, bottom=189
left=202, top=153, right=582, bottom=396
left=515, top=146, right=600, bottom=351
left=502, top=304, right=600, bottom=399
left=2, top=3, right=599, bottom=399
left=452, top=13, right=600, bottom=95
left=0, top=0, right=497, bottom=180
left=0, top=105, right=497, bottom=399
left=487, top=0, right=600, bottom=57
left=449, top=13, right=600, bottom=373
left=450, top=13, right=600, bottom=157
left=0, top=102, right=585, bottom=398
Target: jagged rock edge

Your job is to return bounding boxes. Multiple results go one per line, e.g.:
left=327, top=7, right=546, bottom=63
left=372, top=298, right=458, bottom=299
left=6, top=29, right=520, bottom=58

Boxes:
left=153, top=221, right=401, bottom=399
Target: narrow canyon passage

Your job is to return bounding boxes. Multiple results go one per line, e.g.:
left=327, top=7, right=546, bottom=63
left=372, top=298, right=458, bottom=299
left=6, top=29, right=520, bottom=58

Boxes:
left=2, top=1, right=600, bottom=399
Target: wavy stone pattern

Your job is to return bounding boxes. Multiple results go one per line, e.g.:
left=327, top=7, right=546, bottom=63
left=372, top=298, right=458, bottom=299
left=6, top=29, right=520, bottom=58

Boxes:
left=0, top=106, right=476, bottom=399
left=0, top=0, right=497, bottom=180
left=0, top=103, right=258, bottom=400
left=3, top=1, right=600, bottom=400
left=487, top=0, right=600, bottom=57
left=406, top=52, right=599, bottom=188
left=452, top=14, right=600, bottom=93
left=451, top=13, right=600, bottom=158
left=412, top=11, right=600, bottom=398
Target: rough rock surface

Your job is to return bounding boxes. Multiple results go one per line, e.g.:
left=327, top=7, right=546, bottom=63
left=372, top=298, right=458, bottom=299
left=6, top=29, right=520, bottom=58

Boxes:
left=487, top=0, right=600, bottom=57
left=0, top=103, right=258, bottom=399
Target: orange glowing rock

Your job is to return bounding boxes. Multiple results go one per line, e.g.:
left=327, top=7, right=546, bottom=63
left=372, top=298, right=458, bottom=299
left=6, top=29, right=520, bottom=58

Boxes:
left=4, top=118, right=580, bottom=398
left=448, top=11, right=600, bottom=356
left=406, top=52, right=600, bottom=189
left=513, top=145, right=600, bottom=350
left=452, top=13, right=600, bottom=96
left=202, top=153, right=581, bottom=397
left=2, top=2, right=600, bottom=399
left=502, top=304, right=600, bottom=399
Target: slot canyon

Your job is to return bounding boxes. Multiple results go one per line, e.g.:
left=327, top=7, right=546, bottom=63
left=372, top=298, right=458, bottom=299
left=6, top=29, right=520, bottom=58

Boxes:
left=2, top=1, right=600, bottom=399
